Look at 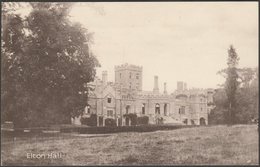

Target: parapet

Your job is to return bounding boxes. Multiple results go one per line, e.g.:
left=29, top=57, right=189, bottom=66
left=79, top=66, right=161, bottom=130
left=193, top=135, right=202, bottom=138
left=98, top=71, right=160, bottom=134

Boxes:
left=115, top=63, right=143, bottom=71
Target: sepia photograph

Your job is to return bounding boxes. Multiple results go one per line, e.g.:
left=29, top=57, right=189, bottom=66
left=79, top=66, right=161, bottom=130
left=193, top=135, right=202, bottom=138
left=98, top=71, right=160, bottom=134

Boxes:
left=1, top=1, right=259, bottom=166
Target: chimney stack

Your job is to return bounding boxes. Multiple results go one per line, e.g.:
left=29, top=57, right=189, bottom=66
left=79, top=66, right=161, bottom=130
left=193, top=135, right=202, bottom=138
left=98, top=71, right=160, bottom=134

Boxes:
left=102, top=71, right=107, bottom=85
left=164, top=82, right=167, bottom=94
left=184, top=82, right=187, bottom=90
left=177, top=81, right=184, bottom=91
left=153, top=75, right=159, bottom=94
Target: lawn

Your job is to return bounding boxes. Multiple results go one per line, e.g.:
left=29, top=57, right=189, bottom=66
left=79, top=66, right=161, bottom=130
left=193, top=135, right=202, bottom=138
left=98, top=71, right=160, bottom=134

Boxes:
left=1, top=124, right=258, bottom=165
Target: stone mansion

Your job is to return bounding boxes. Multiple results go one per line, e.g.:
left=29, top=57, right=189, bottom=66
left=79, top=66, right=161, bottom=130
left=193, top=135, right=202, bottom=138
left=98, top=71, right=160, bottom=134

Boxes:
left=71, top=63, right=215, bottom=126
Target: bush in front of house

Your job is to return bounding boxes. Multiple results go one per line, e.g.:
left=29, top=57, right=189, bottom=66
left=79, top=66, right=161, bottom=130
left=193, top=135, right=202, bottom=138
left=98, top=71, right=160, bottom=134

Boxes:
left=158, top=117, right=164, bottom=125
left=105, top=118, right=117, bottom=126
left=137, top=116, right=149, bottom=125
left=78, top=124, right=190, bottom=134
left=80, top=114, right=97, bottom=126
left=123, top=113, right=138, bottom=125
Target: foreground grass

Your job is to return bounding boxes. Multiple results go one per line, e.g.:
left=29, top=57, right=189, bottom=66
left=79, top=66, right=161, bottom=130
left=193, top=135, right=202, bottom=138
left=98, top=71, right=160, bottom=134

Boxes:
left=1, top=124, right=258, bottom=165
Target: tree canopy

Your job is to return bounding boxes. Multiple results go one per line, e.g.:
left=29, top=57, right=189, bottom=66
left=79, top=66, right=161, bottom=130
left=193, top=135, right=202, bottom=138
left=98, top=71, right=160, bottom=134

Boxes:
left=1, top=2, right=100, bottom=128
left=209, top=45, right=258, bottom=125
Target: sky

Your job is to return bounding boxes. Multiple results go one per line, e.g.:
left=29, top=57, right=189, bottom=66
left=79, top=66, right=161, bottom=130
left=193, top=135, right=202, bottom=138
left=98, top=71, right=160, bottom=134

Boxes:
left=13, top=2, right=259, bottom=93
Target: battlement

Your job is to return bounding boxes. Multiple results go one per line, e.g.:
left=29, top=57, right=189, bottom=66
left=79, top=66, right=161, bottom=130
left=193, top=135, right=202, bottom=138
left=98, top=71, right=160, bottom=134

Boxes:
left=137, top=91, right=171, bottom=99
left=115, top=63, right=143, bottom=71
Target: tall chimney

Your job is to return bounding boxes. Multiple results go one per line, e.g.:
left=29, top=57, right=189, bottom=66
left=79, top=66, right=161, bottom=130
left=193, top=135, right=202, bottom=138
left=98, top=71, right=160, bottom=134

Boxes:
left=153, top=75, right=159, bottom=94
left=102, top=71, right=107, bottom=85
left=177, top=81, right=184, bottom=91
left=164, top=82, right=167, bottom=94
left=184, top=82, right=187, bottom=90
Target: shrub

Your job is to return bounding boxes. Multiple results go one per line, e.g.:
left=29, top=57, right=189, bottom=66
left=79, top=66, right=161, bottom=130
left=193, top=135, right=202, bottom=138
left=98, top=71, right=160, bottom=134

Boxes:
left=158, top=117, right=164, bottom=124
left=105, top=118, right=117, bottom=126
left=80, top=114, right=97, bottom=126
left=123, top=113, right=137, bottom=126
left=183, top=119, right=188, bottom=125
left=137, top=116, right=149, bottom=125
left=98, top=116, right=103, bottom=126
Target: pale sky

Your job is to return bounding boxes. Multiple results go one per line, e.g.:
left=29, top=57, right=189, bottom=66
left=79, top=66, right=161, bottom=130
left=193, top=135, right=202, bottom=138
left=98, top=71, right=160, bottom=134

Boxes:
left=13, top=2, right=259, bottom=93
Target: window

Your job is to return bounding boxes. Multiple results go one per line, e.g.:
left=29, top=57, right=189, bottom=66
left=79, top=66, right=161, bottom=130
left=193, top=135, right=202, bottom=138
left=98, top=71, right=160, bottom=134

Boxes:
left=164, top=104, right=167, bottom=116
left=155, top=103, right=160, bottom=114
left=201, top=107, right=203, bottom=111
left=142, top=103, right=145, bottom=114
left=120, top=73, right=121, bottom=78
left=126, top=105, right=130, bottom=114
left=107, top=97, right=112, bottom=103
left=179, top=106, right=185, bottom=114
left=136, top=74, right=139, bottom=79
left=183, top=119, right=188, bottom=125
left=129, top=72, right=132, bottom=79
left=86, top=105, right=90, bottom=114
left=107, top=110, right=113, bottom=117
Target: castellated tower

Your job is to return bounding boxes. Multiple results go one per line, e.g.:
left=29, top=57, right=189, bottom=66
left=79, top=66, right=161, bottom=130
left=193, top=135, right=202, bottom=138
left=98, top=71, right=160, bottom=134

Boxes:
left=115, top=63, right=143, bottom=91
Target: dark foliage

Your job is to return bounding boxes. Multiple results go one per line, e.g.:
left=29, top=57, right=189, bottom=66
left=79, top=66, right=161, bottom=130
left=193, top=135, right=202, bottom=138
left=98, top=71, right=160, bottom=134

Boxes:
left=1, top=2, right=100, bottom=128
left=80, top=114, right=97, bottom=126
left=105, top=118, right=117, bottom=127
left=123, top=113, right=138, bottom=126
left=137, top=116, right=149, bottom=125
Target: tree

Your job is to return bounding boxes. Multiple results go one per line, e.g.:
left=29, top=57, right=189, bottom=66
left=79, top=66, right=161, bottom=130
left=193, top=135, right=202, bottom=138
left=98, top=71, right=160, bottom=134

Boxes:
left=225, top=45, right=240, bottom=125
left=237, top=68, right=255, bottom=88
left=235, top=67, right=258, bottom=123
left=212, top=67, right=258, bottom=125
left=1, top=3, right=30, bottom=128
left=216, top=45, right=240, bottom=125
left=208, top=88, right=229, bottom=124
left=1, top=2, right=100, bottom=128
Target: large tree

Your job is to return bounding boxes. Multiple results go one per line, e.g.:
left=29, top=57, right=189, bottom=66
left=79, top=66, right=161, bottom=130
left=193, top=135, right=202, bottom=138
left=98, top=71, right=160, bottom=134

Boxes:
left=225, top=45, right=240, bottom=124
left=210, top=67, right=258, bottom=125
left=214, top=45, right=240, bottom=125
left=1, top=2, right=100, bottom=128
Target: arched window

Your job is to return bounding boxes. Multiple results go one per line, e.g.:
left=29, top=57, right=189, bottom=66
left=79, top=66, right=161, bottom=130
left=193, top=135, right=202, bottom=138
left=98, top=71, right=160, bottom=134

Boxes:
left=155, top=103, right=160, bottom=114
left=200, top=117, right=206, bottom=125
left=86, top=105, right=91, bottom=114
left=179, top=106, right=185, bottom=114
left=142, top=103, right=145, bottom=114
left=126, top=105, right=130, bottom=114
left=164, top=104, right=167, bottom=116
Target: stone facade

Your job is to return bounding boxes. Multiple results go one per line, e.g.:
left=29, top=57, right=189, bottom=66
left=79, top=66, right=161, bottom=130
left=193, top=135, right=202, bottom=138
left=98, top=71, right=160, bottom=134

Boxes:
left=73, top=63, right=215, bottom=126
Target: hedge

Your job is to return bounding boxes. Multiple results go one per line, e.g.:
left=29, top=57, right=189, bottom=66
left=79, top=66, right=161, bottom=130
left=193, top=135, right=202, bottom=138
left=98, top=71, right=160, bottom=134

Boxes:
left=80, top=114, right=97, bottom=126
left=105, top=118, right=117, bottom=126
left=78, top=124, right=199, bottom=134
left=123, top=113, right=137, bottom=125
left=137, top=116, right=149, bottom=125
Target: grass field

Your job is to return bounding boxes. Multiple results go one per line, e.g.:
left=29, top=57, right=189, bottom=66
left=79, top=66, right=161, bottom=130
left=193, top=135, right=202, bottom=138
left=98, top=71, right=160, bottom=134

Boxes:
left=1, top=124, right=258, bottom=165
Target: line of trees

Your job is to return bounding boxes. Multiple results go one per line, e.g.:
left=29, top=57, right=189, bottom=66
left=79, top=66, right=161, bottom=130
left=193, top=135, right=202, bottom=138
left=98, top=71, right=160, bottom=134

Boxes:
left=1, top=2, right=100, bottom=129
left=209, top=45, right=258, bottom=125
